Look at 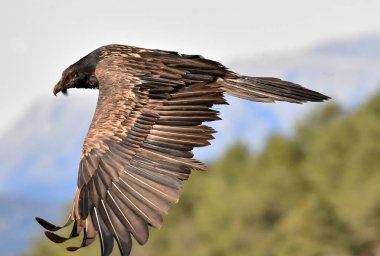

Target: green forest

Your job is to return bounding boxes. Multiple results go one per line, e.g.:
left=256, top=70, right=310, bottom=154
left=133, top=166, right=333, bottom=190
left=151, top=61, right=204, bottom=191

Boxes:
left=27, top=93, right=380, bottom=256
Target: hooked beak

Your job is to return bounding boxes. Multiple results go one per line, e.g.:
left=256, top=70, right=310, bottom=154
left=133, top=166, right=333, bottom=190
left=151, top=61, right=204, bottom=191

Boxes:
left=53, top=82, right=62, bottom=96
left=53, top=81, right=67, bottom=96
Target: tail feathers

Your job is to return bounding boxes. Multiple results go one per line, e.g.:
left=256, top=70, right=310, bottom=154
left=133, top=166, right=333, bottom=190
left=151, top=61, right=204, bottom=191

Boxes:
left=220, top=76, right=330, bottom=103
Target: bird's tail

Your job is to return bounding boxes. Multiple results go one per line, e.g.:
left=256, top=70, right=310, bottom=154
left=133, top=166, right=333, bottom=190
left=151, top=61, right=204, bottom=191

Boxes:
left=219, top=75, right=330, bottom=103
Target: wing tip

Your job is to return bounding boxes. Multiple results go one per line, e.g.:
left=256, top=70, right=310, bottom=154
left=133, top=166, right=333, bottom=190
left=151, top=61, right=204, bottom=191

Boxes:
left=44, top=231, right=69, bottom=243
left=35, top=217, right=61, bottom=232
left=66, top=246, right=81, bottom=252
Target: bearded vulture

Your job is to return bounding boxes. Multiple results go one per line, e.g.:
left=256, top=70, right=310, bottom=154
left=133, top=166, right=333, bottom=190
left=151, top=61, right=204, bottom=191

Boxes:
left=36, top=44, right=329, bottom=256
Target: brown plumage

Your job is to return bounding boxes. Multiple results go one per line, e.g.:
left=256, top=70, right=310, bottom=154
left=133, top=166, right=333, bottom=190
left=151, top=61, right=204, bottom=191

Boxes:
left=36, top=44, right=330, bottom=256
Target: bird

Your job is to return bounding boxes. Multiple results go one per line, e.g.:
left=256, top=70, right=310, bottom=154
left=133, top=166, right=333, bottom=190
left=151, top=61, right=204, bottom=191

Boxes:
left=36, top=44, right=330, bottom=256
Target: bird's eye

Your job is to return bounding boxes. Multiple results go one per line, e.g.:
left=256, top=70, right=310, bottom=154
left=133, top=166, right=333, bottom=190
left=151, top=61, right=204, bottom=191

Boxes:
left=66, top=72, right=78, bottom=82
left=69, top=72, right=77, bottom=79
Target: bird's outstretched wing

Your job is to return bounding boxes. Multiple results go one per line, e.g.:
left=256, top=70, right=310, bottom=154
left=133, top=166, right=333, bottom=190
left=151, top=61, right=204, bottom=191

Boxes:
left=36, top=47, right=229, bottom=255
left=36, top=45, right=329, bottom=256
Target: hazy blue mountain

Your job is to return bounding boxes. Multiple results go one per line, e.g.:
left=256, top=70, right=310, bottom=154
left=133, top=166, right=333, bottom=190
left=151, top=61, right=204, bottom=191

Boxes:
left=1, top=34, right=379, bottom=255
left=228, top=34, right=380, bottom=133
left=0, top=93, right=96, bottom=200
left=314, top=34, right=380, bottom=60
left=0, top=93, right=96, bottom=255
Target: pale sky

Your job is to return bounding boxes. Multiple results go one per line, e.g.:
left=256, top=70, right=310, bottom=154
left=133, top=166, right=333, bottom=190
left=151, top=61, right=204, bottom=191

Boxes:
left=0, top=0, right=379, bottom=134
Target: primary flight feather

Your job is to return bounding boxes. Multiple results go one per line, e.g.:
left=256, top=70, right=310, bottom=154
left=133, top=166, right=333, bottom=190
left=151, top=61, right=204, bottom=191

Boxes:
left=36, top=44, right=329, bottom=256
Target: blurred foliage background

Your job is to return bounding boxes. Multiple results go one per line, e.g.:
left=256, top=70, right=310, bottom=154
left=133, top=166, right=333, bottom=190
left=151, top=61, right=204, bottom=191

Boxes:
left=27, top=92, right=380, bottom=256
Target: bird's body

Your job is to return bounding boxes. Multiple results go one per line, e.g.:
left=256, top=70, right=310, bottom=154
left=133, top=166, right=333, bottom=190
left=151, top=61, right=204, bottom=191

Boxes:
left=37, top=44, right=329, bottom=256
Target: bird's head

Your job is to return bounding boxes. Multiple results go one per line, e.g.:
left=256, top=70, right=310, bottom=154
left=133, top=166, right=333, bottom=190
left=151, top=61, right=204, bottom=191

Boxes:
left=53, top=66, right=99, bottom=96
left=53, top=51, right=100, bottom=96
